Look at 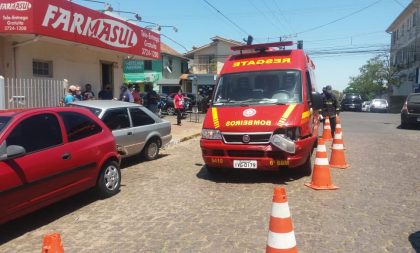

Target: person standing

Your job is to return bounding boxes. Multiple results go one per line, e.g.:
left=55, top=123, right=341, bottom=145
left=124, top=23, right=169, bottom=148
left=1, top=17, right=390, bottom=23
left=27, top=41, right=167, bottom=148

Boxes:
left=173, top=89, right=185, bottom=126
left=74, top=85, right=83, bottom=101
left=131, top=84, right=143, bottom=104
left=64, top=85, right=77, bottom=105
left=82, top=83, right=95, bottom=100
left=322, top=85, right=340, bottom=137
left=119, top=85, right=134, bottom=102
left=146, top=86, right=159, bottom=113
left=98, top=84, right=113, bottom=100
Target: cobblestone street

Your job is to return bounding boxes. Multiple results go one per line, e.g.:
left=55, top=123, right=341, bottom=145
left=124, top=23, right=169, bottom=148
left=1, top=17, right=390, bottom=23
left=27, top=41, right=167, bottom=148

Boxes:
left=0, top=112, right=419, bottom=252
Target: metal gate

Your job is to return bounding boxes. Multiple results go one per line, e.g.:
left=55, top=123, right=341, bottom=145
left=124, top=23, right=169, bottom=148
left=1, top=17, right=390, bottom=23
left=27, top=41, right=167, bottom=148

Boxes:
left=0, top=76, right=67, bottom=109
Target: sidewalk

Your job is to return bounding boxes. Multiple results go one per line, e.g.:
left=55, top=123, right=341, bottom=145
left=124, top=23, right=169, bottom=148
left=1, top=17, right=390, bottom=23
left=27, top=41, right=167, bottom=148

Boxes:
left=162, top=113, right=205, bottom=147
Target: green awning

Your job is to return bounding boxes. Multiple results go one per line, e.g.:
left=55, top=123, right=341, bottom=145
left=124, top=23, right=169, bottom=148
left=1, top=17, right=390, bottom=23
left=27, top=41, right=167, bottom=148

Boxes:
left=123, top=72, right=162, bottom=83
left=124, top=73, right=145, bottom=83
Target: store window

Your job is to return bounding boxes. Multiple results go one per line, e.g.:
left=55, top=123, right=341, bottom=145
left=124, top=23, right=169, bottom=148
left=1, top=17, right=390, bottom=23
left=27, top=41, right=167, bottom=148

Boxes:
left=144, top=60, right=152, bottom=70
left=33, top=60, right=53, bottom=77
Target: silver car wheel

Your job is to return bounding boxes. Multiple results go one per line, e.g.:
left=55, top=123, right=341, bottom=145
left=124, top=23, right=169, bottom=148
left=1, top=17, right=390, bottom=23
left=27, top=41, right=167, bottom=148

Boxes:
left=104, top=164, right=120, bottom=191
left=147, top=142, right=159, bottom=158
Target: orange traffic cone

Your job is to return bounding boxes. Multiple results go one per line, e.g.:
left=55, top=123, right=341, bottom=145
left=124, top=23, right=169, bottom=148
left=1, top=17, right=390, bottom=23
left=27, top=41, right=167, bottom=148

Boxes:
left=266, top=187, right=297, bottom=253
left=321, top=117, right=333, bottom=141
left=332, top=122, right=346, bottom=150
left=305, top=138, right=338, bottom=190
left=41, top=233, right=64, bottom=253
left=329, top=128, right=349, bottom=169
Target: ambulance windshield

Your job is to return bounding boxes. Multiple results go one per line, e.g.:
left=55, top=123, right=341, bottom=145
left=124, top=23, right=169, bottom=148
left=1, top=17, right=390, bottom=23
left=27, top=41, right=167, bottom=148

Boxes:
left=213, top=70, right=302, bottom=105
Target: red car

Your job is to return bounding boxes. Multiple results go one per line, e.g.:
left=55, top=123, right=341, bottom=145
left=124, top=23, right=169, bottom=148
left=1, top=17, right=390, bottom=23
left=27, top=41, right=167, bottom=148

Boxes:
left=0, top=107, right=121, bottom=225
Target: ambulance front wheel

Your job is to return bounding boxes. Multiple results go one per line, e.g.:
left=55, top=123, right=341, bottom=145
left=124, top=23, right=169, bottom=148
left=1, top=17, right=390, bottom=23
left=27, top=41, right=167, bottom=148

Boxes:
left=298, top=154, right=312, bottom=176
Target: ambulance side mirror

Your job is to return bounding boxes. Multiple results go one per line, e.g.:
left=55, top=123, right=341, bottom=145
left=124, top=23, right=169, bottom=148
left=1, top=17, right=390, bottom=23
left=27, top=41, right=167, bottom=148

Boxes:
left=311, top=92, right=323, bottom=110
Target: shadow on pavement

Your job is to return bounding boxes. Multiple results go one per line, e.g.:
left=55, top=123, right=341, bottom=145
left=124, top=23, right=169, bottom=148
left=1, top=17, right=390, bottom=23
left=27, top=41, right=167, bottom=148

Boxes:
left=120, top=154, right=169, bottom=169
left=196, top=165, right=308, bottom=184
left=409, top=231, right=420, bottom=253
left=0, top=190, right=99, bottom=244
left=397, top=124, right=420, bottom=130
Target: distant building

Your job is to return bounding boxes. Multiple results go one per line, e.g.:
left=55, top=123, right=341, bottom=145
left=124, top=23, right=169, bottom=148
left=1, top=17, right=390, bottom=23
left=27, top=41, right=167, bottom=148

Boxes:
left=123, top=42, right=189, bottom=94
left=386, top=0, right=420, bottom=95
left=184, top=36, right=243, bottom=99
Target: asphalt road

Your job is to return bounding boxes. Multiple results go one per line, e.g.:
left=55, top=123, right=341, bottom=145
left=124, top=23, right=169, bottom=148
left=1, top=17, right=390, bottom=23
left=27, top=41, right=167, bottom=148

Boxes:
left=0, top=112, right=419, bottom=253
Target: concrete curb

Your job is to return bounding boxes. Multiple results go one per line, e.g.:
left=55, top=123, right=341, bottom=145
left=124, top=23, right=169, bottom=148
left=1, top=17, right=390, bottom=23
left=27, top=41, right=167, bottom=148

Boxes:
left=164, top=132, right=201, bottom=148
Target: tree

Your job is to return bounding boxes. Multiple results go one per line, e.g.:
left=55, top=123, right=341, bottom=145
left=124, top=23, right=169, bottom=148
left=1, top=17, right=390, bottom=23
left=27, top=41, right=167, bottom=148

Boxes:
left=345, top=53, right=399, bottom=100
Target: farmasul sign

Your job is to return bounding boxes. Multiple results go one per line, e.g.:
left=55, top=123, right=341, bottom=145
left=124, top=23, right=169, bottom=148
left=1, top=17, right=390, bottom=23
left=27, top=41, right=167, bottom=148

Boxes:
left=0, top=0, right=160, bottom=59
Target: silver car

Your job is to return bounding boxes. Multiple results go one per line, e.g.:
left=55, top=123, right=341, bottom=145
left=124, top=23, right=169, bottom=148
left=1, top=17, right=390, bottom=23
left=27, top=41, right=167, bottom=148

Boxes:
left=72, top=100, right=172, bottom=160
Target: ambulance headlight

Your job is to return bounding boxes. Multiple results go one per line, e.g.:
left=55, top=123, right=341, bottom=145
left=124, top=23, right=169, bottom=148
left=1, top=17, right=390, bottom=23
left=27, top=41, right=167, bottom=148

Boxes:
left=270, top=134, right=296, bottom=154
left=201, top=129, right=222, bottom=140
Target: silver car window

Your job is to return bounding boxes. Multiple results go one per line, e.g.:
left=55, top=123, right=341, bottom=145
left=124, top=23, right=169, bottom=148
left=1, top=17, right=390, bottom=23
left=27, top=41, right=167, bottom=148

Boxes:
left=129, top=107, right=155, bottom=127
left=102, top=108, right=130, bottom=130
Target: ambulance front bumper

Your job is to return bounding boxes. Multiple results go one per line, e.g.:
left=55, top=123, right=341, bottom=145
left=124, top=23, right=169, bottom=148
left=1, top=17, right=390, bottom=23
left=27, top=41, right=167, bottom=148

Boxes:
left=200, top=137, right=315, bottom=171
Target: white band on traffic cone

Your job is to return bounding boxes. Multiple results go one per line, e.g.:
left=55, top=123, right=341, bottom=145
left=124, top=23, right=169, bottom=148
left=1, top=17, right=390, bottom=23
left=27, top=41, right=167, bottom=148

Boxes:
left=267, top=231, right=297, bottom=250
left=332, top=144, right=344, bottom=149
left=315, top=157, right=329, bottom=165
left=317, top=144, right=327, bottom=152
left=271, top=202, right=291, bottom=218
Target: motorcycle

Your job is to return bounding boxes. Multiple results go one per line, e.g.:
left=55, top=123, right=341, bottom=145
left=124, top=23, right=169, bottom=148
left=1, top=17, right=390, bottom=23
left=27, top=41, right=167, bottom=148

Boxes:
left=157, top=95, right=188, bottom=118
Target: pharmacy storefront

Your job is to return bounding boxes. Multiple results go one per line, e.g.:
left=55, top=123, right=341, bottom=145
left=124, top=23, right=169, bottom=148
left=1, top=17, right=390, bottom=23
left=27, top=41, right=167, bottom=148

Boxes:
left=0, top=0, right=160, bottom=100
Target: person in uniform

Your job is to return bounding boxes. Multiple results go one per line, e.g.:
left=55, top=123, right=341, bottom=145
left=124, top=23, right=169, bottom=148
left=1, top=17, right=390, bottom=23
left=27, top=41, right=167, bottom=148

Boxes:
left=322, top=85, right=340, bottom=137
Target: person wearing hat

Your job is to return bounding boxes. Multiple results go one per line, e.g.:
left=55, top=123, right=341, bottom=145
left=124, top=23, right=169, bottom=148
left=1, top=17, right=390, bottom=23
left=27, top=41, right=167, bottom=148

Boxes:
left=321, top=85, right=340, bottom=137
left=74, top=85, right=83, bottom=101
left=119, top=85, right=134, bottom=102
left=64, top=85, right=77, bottom=105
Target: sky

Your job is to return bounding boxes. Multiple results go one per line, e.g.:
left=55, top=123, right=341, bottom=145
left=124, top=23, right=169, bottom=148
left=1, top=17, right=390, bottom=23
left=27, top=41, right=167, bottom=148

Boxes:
left=74, top=0, right=410, bottom=91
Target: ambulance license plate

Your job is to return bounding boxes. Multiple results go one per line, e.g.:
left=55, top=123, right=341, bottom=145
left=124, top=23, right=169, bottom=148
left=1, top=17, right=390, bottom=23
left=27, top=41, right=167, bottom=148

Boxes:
left=233, top=160, right=257, bottom=169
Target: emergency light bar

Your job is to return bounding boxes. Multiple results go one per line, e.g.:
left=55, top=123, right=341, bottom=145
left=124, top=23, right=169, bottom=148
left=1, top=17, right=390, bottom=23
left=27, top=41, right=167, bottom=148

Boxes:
left=231, top=41, right=294, bottom=52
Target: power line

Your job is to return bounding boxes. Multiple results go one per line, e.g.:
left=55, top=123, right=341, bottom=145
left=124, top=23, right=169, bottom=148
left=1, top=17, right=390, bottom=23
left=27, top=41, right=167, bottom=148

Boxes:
left=296, top=0, right=382, bottom=35
left=271, top=0, right=296, bottom=35
left=160, top=33, right=189, bottom=52
left=392, top=0, right=405, bottom=8
left=261, top=0, right=293, bottom=34
left=202, top=0, right=250, bottom=35
left=246, top=0, right=282, bottom=32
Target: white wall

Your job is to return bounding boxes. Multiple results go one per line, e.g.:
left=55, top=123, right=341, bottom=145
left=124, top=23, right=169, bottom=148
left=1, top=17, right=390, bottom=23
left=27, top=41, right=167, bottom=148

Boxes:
left=1, top=37, right=124, bottom=96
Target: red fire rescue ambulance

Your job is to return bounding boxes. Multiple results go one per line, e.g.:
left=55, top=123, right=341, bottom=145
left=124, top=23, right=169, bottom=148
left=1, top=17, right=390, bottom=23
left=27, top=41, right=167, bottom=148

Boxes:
left=200, top=41, right=324, bottom=174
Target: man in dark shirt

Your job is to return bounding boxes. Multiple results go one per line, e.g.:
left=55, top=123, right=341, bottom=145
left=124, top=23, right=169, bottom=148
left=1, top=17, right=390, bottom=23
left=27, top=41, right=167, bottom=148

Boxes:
left=98, top=84, right=113, bottom=100
left=146, top=86, right=159, bottom=114
left=322, top=85, right=340, bottom=137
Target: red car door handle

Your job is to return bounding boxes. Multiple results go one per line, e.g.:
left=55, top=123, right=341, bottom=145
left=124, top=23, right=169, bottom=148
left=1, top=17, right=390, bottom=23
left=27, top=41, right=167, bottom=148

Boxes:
left=61, top=153, right=71, bottom=160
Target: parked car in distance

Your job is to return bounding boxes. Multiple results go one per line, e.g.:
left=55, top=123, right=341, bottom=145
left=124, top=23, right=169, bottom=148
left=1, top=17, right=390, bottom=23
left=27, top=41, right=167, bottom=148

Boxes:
left=361, top=101, right=371, bottom=112
left=0, top=107, right=121, bottom=225
left=340, top=93, right=363, bottom=111
left=369, top=99, right=389, bottom=113
left=401, top=93, right=420, bottom=128
left=72, top=100, right=172, bottom=160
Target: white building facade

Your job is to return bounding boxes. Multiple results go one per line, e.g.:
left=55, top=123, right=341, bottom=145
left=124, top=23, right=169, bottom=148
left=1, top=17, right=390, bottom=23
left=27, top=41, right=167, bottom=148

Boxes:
left=387, top=0, right=420, bottom=96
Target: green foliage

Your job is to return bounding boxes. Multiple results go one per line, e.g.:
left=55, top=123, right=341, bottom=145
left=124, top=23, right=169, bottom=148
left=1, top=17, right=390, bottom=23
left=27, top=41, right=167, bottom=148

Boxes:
left=345, top=54, right=399, bottom=100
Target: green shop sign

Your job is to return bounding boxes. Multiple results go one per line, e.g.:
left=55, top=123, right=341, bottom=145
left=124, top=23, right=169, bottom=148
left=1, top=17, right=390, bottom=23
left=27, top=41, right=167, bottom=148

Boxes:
left=123, top=60, right=144, bottom=73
